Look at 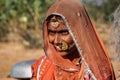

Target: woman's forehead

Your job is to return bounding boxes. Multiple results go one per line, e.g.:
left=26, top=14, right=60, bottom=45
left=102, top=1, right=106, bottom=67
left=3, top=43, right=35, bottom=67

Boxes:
left=46, top=15, right=68, bottom=30
left=48, top=22, right=68, bottom=30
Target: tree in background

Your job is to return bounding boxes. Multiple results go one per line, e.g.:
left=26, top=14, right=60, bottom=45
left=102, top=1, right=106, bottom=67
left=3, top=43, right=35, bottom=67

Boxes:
left=110, top=5, right=120, bottom=79
left=110, top=5, right=120, bottom=62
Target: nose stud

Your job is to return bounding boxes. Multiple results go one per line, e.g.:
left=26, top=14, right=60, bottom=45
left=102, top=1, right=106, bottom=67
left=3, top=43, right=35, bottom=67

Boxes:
left=61, top=41, right=69, bottom=51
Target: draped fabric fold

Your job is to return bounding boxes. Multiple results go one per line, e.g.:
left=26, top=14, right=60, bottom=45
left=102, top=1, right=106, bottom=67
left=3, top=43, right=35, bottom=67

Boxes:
left=32, top=0, right=115, bottom=80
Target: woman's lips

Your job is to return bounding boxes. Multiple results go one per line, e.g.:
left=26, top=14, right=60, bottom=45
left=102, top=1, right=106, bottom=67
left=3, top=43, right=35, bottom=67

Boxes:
left=54, top=45, right=62, bottom=51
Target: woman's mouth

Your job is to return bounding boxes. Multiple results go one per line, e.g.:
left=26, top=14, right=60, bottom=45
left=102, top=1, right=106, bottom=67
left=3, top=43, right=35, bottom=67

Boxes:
left=54, top=45, right=62, bottom=51
left=54, top=41, right=69, bottom=51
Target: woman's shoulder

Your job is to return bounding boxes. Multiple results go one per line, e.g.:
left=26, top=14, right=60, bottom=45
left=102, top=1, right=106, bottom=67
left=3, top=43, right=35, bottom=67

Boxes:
left=31, top=55, right=48, bottom=77
left=32, top=55, right=48, bottom=69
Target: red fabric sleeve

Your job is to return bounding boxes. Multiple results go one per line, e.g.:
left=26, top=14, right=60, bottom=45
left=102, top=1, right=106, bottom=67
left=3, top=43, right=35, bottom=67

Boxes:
left=31, top=56, right=43, bottom=78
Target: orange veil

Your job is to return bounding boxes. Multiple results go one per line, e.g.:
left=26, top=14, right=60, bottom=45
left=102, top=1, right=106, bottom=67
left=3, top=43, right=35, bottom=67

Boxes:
left=43, top=0, right=115, bottom=79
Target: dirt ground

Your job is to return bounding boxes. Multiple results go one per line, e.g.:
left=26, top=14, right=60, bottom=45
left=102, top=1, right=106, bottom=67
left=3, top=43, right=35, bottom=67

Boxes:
left=0, top=42, right=44, bottom=80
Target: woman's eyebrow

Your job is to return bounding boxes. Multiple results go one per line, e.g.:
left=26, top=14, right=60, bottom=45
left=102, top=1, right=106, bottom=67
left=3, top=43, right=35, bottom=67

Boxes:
left=48, top=29, right=56, bottom=32
left=48, top=29, right=68, bottom=33
left=58, top=30, right=69, bottom=33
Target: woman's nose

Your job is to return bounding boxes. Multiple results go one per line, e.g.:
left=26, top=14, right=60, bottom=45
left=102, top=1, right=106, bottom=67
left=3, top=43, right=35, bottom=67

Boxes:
left=54, top=34, right=60, bottom=44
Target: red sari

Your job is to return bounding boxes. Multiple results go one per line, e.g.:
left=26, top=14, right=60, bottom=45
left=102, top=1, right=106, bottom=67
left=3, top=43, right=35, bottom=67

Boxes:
left=31, top=56, right=90, bottom=80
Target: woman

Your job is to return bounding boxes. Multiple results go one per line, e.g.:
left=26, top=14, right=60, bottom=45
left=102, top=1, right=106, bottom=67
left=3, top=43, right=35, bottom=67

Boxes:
left=31, top=0, right=115, bottom=80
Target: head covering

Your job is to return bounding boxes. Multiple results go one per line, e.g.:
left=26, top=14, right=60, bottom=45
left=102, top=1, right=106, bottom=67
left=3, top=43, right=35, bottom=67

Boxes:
left=43, top=0, right=115, bottom=79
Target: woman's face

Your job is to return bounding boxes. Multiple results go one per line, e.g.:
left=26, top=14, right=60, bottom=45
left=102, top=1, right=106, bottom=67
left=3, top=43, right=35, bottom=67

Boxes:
left=48, top=22, right=75, bottom=56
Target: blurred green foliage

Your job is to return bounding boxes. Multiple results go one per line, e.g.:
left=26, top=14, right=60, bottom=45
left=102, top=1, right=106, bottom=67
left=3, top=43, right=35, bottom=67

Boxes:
left=101, top=0, right=120, bottom=22
left=0, top=0, right=120, bottom=48
left=81, top=0, right=120, bottom=23
left=0, top=0, right=56, bottom=48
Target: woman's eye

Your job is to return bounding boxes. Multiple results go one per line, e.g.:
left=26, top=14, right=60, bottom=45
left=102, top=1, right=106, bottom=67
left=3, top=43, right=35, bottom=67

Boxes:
left=61, top=31, right=69, bottom=35
left=49, top=31, right=55, bottom=35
